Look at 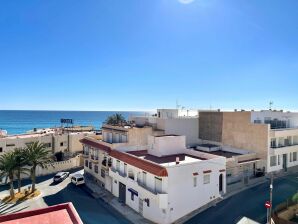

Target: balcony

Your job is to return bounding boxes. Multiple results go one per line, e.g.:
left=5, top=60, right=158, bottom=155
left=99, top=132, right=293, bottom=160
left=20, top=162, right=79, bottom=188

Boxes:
left=109, top=168, right=168, bottom=209
left=270, top=128, right=298, bottom=138
left=110, top=167, right=127, bottom=178
left=90, top=155, right=99, bottom=163
left=270, top=144, right=298, bottom=155
left=82, top=152, right=89, bottom=158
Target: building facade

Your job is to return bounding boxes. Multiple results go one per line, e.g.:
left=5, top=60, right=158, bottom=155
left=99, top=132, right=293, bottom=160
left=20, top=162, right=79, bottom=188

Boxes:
left=199, top=110, right=298, bottom=173
left=0, top=127, right=96, bottom=155
left=81, top=135, right=226, bottom=224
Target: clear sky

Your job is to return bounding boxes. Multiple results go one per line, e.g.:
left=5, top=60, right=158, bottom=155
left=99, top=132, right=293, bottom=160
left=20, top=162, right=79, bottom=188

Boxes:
left=1, top=0, right=298, bottom=111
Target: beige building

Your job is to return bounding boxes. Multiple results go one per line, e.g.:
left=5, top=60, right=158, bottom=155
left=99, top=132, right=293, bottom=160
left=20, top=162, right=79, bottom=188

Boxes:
left=101, top=124, right=156, bottom=151
left=0, top=127, right=96, bottom=155
left=199, top=110, right=298, bottom=174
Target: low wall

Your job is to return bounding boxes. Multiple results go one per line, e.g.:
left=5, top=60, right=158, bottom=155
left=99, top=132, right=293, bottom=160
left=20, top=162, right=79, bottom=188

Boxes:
left=0, top=155, right=83, bottom=185
left=36, top=155, right=82, bottom=176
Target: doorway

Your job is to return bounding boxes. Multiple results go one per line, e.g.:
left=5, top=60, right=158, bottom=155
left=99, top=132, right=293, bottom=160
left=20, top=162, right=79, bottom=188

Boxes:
left=283, top=154, right=287, bottom=172
left=219, top=174, right=223, bottom=192
left=119, top=182, right=126, bottom=204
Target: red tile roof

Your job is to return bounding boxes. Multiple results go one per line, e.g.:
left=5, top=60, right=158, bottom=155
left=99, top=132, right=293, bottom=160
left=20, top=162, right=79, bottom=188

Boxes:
left=0, top=203, right=83, bottom=224
left=110, top=150, right=168, bottom=177
left=80, top=138, right=111, bottom=153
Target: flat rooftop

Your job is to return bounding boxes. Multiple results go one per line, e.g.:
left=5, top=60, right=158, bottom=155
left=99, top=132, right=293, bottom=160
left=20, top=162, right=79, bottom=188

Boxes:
left=128, top=150, right=206, bottom=166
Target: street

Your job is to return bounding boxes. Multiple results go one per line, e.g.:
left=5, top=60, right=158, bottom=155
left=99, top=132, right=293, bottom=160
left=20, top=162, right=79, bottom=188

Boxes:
left=0, top=169, right=131, bottom=224
left=0, top=171, right=297, bottom=224
left=186, top=173, right=298, bottom=224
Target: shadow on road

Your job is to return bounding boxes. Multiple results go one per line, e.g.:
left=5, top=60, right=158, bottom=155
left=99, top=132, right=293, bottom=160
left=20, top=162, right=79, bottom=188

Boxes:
left=43, top=183, right=131, bottom=224
left=0, top=200, right=29, bottom=215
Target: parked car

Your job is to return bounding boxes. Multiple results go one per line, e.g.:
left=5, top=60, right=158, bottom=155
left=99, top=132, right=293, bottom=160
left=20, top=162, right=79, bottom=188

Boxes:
left=71, top=174, right=85, bottom=186
left=53, top=172, right=69, bottom=183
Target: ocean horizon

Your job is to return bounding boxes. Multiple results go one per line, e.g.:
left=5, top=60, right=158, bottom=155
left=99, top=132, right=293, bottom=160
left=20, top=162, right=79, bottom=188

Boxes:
left=0, top=110, right=150, bottom=135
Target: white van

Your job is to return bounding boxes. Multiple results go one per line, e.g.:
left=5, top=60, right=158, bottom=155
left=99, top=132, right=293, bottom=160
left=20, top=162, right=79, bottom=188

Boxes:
left=71, top=174, right=85, bottom=186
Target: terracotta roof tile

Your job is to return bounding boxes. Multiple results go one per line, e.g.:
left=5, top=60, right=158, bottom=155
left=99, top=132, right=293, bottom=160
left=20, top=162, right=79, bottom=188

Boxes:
left=80, top=138, right=111, bottom=153
left=110, top=150, right=168, bottom=177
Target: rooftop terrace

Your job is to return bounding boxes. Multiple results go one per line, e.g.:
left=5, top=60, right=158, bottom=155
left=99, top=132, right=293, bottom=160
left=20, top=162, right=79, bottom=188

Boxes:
left=127, top=150, right=206, bottom=167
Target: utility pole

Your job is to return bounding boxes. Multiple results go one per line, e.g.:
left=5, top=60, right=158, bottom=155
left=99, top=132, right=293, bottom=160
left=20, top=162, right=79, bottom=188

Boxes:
left=269, top=174, right=274, bottom=224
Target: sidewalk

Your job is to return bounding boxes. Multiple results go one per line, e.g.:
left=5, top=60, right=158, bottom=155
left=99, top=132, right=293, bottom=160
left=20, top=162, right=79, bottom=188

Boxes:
left=84, top=176, right=153, bottom=224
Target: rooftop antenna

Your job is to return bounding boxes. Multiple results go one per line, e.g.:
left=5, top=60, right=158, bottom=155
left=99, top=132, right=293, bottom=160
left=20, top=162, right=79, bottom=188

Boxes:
left=176, top=99, right=181, bottom=109
left=269, top=101, right=273, bottom=110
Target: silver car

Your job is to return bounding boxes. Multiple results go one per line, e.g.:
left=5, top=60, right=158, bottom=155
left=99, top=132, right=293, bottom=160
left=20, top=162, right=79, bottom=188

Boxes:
left=53, top=172, right=69, bottom=183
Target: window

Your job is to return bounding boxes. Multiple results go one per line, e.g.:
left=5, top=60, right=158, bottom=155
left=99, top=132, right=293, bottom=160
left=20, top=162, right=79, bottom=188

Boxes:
left=142, top=172, right=147, bottom=186
left=6, top=144, right=15, bottom=147
left=131, top=193, right=134, bottom=201
left=270, top=156, right=277, bottom=167
left=293, top=152, right=297, bottom=162
left=193, top=176, right=197, bottom=187
left=203, top=174, right=210, bottom=184
left=94, top=165, right=99, bottom=174
left=85, top=160, right=88, bottom=167
left=128, top=170, right=135, bottom=180
left=145, top=198, right=150, bottom=207
left=89, top=161, right=92, bottom=169
left=0, top=147, right=2, bottom=153
left=44, top=143, right=51, bottom=148
left=101, top=169, right=105, bottom=178
left=124, top=163, right=127, bottom=176
left=116, top=160, right=120, bottom=171
left=271, top=138, right=277, bottom=148
left=154, top=177, right=162, bottom=193
left=60, top=142, right=64, bottom=147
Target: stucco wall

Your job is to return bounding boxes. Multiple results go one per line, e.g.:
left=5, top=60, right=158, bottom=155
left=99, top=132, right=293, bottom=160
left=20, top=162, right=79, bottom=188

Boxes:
left=167, top=157, right=226, bottom=223
left=222, top=112, right=269, bottom=160
left=163, top=118, right=199, bottom=147
left=199, top=112, right=223, bottom=142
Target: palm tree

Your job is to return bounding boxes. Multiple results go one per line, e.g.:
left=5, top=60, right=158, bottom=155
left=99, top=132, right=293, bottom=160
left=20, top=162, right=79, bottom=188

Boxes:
left=13, top=148, right=30, bottom=193
left=0, top=152, right=17, bottom=199
left=25, top=142, right=53, bottom=193
left=105, top=113, right=126, bottom=125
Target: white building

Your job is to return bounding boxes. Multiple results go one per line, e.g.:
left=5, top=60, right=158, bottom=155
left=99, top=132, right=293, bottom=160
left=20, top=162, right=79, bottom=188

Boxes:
left=251, top=110, right=298, bottom=173
left=130, top=109, right=200, bottom=147
left=81, top=135, right=226, bottom=224
left=0, top=127, right=96, bottom=155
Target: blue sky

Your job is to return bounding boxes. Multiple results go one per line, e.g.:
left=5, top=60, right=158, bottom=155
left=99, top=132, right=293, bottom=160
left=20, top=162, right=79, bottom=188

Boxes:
left=1, top=0, right=298, bottom=111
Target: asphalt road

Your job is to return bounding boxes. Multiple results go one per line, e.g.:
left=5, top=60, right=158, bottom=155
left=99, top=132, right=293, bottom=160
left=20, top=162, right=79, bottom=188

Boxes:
left=1, top=171, right=297, bottom=224
left=0, top=169, right=131, bottom=224
left=185, top=173, right=298, bottom=224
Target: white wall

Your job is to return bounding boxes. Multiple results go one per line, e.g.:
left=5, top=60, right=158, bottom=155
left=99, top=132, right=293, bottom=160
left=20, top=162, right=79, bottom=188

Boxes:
left=166, top=157, right=226, bottom=223
left=163, top=118, right=199, bottom=147
left=148, top=135, right=187, bottom=157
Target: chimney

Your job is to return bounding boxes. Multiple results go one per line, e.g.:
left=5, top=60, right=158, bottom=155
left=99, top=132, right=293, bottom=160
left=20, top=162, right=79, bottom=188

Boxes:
left=176, top=157, right=180, bottom=165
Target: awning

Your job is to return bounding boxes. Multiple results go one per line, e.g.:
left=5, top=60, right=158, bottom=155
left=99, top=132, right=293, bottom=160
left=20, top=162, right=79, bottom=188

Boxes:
left=238, top=158, right=261, bottom=165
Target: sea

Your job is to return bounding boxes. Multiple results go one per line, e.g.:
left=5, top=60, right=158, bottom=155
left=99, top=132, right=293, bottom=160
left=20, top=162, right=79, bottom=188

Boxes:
left=0, top=110, right=149, bottom=135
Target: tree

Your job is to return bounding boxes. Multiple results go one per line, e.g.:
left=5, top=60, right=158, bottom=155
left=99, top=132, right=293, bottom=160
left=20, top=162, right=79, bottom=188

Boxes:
left=13, top=148, right=30, bottom=193
left=25, top=142, right=53, bottom=193
left=0, top=152, right=17, bottom=198
left=105, top=113, right=126, bottom=125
